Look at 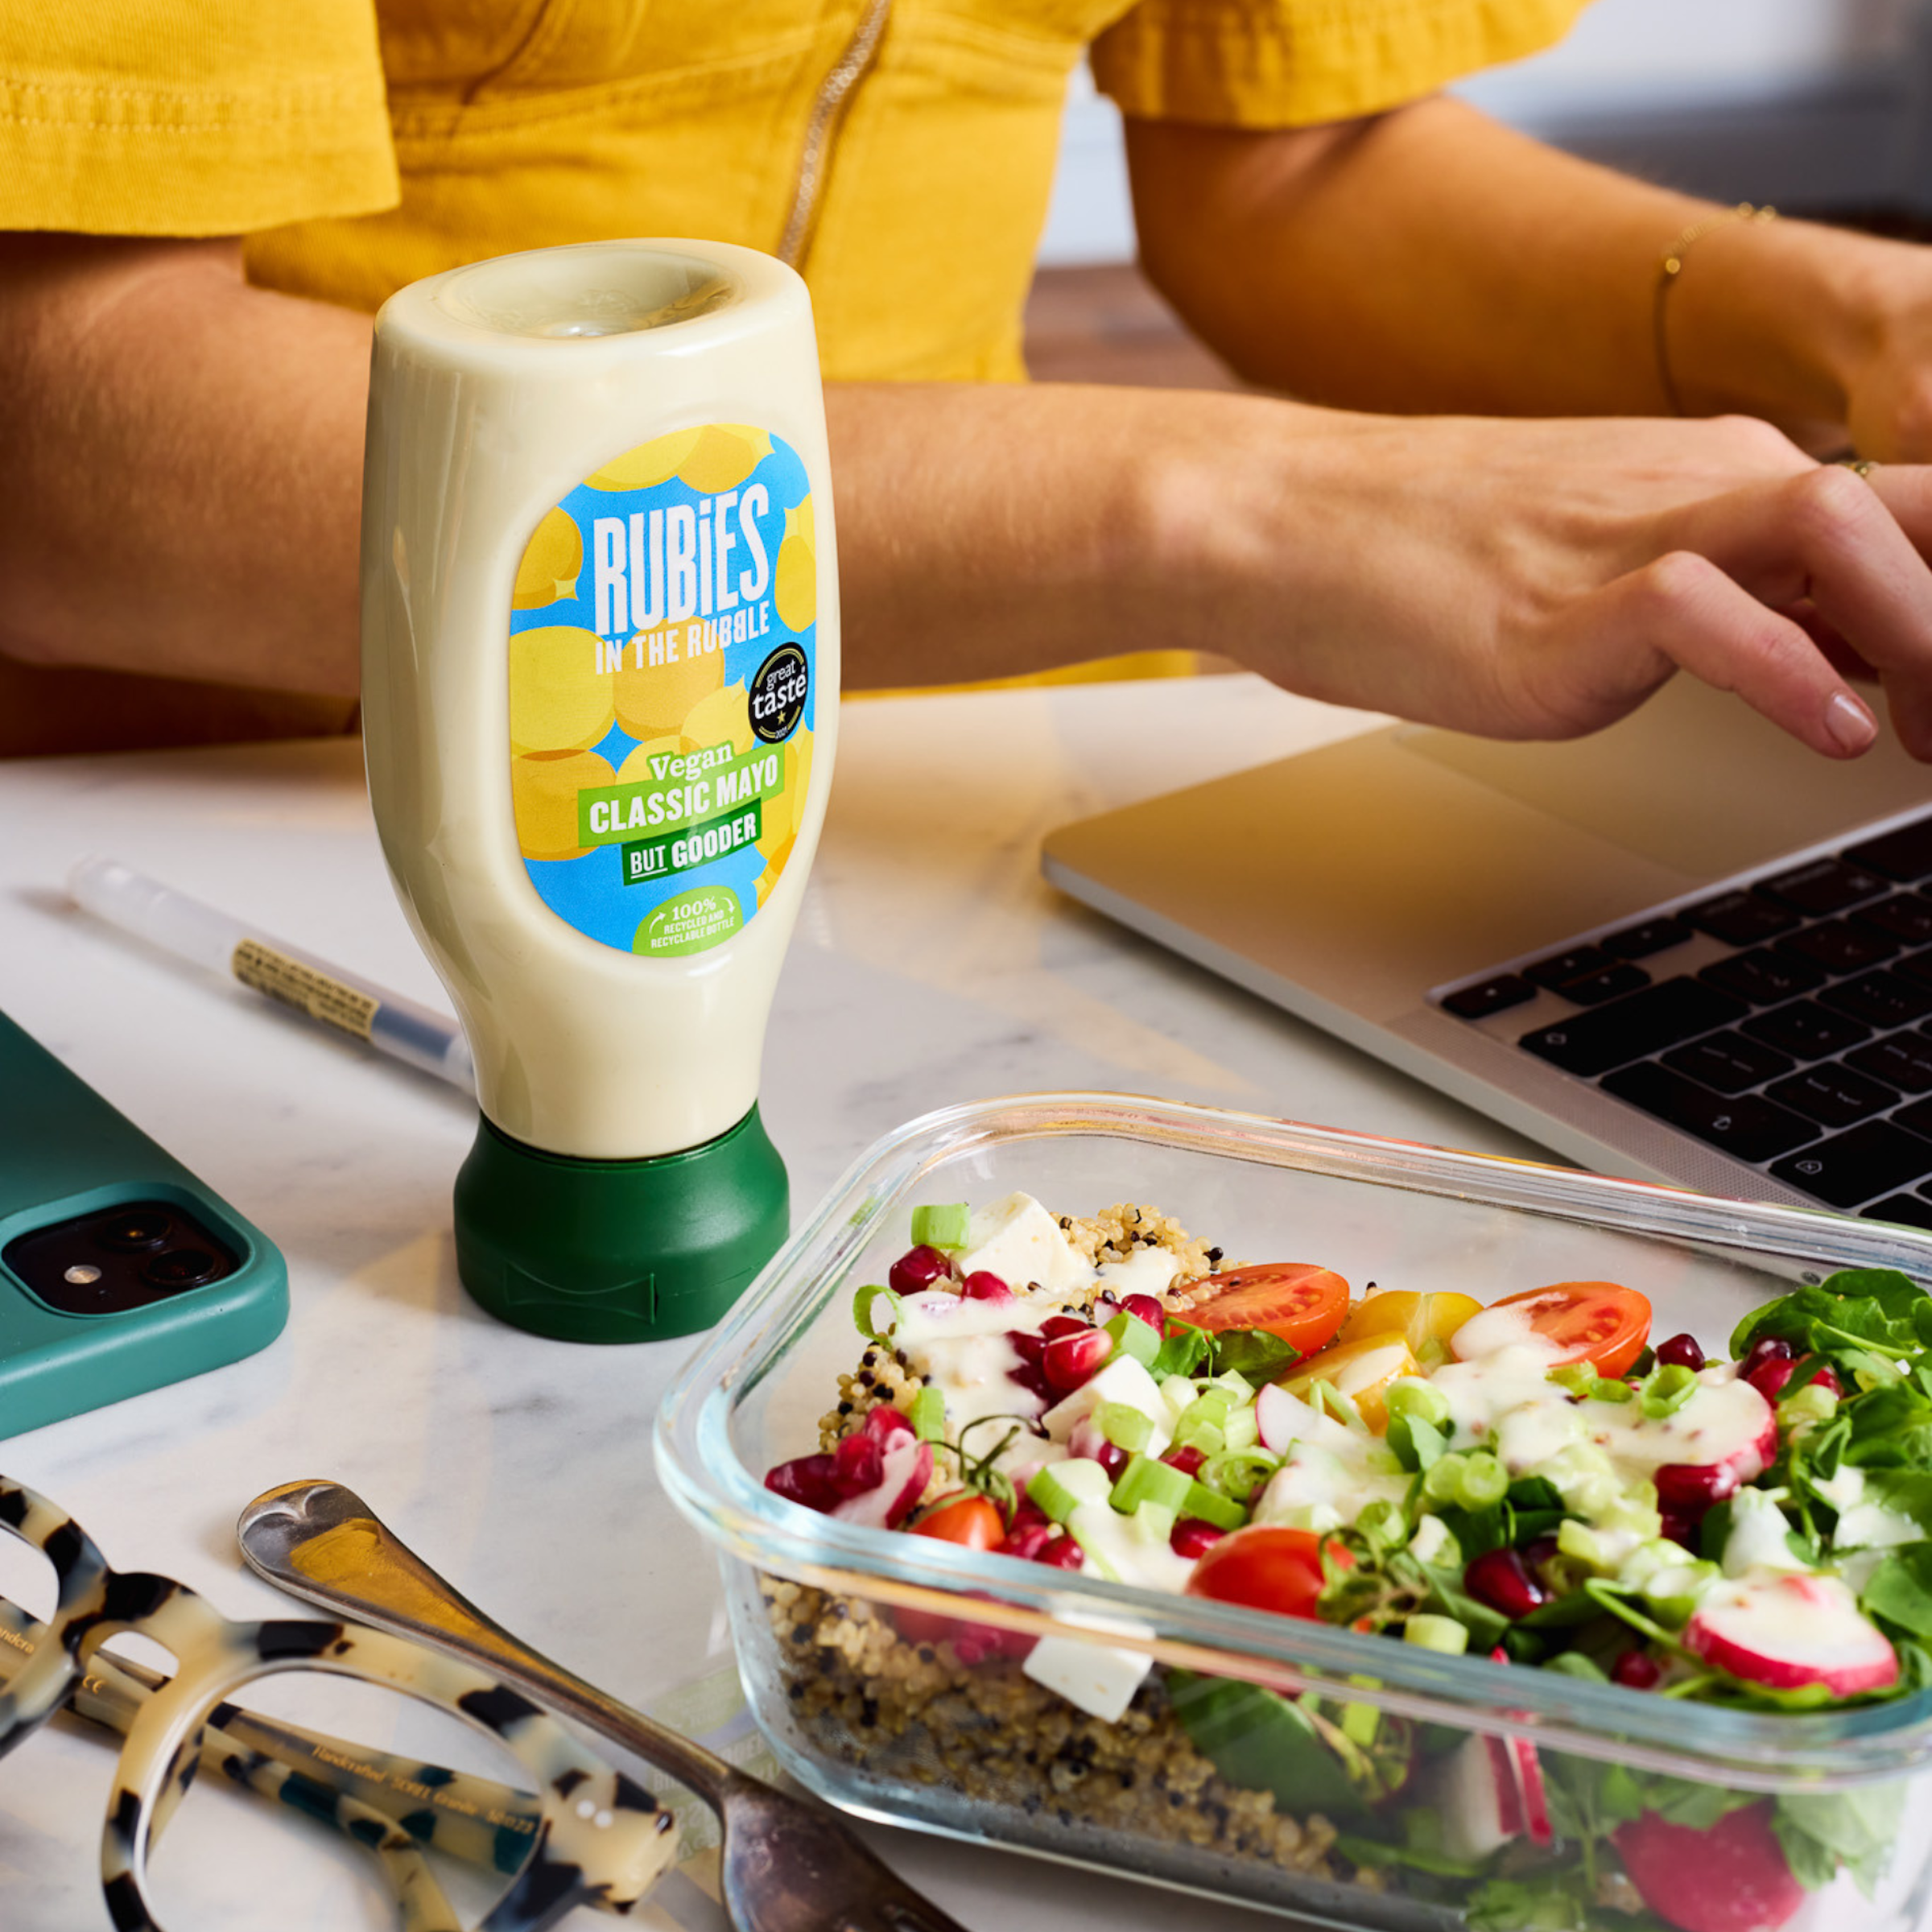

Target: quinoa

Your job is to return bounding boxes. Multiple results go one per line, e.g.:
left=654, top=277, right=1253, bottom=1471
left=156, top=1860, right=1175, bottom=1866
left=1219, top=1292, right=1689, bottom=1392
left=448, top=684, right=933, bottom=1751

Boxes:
left=759, top=1575, right=1340, bottom=1880
left=1060, top=1202, right=1217, bottom=1282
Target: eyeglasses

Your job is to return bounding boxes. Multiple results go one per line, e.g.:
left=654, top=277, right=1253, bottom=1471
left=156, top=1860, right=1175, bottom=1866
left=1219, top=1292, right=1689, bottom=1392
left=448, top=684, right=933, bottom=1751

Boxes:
left=0, top=1476, right=679, bottom=1930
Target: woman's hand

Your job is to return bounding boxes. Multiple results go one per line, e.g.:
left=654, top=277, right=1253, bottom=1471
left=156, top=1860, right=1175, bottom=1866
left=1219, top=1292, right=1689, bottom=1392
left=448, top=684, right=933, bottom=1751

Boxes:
left=1128, top=402, right=1932, bottom=758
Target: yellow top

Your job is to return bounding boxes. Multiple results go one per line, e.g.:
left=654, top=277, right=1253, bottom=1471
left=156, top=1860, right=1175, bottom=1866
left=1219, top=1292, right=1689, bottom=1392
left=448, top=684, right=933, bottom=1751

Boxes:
left=3, top=0, right=1587, bottom=384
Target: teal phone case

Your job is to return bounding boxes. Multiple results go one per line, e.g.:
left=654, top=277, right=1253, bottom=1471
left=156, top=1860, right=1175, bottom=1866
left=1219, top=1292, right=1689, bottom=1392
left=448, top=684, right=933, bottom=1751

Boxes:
left=0, top=1011, right=288, bottom=1439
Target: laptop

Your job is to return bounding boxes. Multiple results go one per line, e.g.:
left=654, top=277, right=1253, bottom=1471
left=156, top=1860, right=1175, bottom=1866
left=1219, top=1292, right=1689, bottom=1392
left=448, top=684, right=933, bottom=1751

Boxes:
left=1041, top=675, right=1932, bottom=1222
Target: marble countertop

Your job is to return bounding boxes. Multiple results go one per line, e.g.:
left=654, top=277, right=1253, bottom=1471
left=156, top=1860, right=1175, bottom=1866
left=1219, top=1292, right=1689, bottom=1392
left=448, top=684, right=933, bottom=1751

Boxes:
left=0, top=675, right=1550, bottom=1930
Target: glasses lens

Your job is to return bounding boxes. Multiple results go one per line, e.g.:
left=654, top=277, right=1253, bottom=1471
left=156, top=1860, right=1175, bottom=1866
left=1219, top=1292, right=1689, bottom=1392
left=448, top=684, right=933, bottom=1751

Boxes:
left=145, top=1667, right=543, bottom=1929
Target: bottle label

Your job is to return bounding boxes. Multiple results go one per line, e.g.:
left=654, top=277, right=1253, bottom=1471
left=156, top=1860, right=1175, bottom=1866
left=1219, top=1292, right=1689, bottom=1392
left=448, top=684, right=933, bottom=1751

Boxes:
left=506, top=424, right=819, bottom=957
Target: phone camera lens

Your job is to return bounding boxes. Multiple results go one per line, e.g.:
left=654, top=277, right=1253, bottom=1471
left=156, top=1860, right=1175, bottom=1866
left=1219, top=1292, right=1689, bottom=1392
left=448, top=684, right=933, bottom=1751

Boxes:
left=97, top=1211, right=173, bottom=1253
left=142, top=1249, right=221, bottom=1290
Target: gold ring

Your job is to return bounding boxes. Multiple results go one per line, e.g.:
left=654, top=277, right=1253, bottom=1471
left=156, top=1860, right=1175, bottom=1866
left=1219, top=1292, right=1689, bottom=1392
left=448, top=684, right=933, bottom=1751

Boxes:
left=1835, top=458, right=1878, bottom=478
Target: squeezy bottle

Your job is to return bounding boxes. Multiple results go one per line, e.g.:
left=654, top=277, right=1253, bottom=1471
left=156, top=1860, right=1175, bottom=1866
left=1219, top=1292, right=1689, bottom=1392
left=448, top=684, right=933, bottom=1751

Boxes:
left=359, top=241, right=834, bottom=1342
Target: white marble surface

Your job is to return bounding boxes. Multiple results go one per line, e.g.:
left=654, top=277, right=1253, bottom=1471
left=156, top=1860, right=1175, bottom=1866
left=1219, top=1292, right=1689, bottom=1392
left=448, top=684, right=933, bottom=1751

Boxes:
left=0, top=675, right=1550, bottom=1930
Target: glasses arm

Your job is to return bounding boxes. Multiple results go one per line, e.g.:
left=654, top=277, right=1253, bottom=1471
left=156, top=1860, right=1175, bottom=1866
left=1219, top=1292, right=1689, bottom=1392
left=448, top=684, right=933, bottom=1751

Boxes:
left=0, top=1599, right=568, bottom=1897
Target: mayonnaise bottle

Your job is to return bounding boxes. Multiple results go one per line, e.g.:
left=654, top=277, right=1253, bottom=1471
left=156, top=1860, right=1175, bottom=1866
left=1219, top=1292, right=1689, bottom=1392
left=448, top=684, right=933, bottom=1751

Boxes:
left=359, top=241, right=835, bottom=1342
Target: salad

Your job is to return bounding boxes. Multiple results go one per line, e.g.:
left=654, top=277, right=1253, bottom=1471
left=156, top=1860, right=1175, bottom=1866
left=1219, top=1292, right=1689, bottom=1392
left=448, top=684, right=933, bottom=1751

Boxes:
left=762, top=1191, right=1932, bottom=1932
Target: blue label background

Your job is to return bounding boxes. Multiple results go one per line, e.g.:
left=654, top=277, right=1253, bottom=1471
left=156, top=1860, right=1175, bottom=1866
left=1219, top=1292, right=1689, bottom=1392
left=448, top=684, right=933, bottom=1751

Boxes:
left=510, top=431, right=815, bottom=955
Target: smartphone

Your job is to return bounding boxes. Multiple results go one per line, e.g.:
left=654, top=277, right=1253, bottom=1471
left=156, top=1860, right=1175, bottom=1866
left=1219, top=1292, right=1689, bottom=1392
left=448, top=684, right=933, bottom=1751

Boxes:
left=0, top=1009, right=287, bottom=1439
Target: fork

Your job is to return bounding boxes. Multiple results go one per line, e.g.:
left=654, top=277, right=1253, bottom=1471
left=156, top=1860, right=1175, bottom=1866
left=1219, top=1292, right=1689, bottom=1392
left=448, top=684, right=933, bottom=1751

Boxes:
left=237, top=1480, right=973, bottom=1932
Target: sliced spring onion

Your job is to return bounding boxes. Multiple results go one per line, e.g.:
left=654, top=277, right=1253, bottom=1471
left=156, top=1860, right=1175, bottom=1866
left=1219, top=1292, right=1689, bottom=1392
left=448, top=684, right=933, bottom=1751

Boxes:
left=1171, top=1418, right=1226, bottom=1458
left=1030, top=1459, right=1111, bottom=1525
left=1198, top=1447, right=1278, bottom=1501
left=1547, top=1364, right=1598, bottom=1398
left=909, top=1385, right=946, bottom=1443
left=1098, top=1401, right=1154, bottom=1454
left=1182, top=1480, right=1248, bottom=1532
left=852, top=1283, right=904, bottom=1343
left=1640, top=1364, right=1698, bottom=1420
left=1103, top=1309, right=1159, bottom=1368
left=1110, top=1452, right=1192, bottom=1517
left=1403, top=1614, right=1471, bottom=1656
left=909, top=1203, right=969, bottom=1251
left=1385, top=1381, right=1450, bottom=1429
left=1454, top=1451, right=1509, bottom=1509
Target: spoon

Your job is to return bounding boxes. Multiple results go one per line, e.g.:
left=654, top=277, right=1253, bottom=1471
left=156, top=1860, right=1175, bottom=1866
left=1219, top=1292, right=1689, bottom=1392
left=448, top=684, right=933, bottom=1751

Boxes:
left=237, top=1480, right=973, bottom=1932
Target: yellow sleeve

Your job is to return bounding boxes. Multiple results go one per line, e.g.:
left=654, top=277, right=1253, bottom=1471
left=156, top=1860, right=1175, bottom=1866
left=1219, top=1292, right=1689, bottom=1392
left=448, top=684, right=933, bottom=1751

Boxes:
left=1092, top=0, right=1590, bottom=127
left=0, top=1, right=398, bottom=236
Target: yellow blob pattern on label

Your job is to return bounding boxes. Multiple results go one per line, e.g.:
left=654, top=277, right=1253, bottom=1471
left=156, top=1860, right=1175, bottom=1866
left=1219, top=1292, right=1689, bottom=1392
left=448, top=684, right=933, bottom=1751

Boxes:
left=615, top=638, right=723, bottom=741
left=513, top=748, right=614, bottom=861
left=585, top=427, right=702, bottom=493
left=511, top=506, right=583, bottom=610
left=680, top=682, right=754, bottom=756
left=774, top=497, right=815, bottom=632
left=509, top=626, right=615, bottom=754
left=675, top=425, right=772, bottom=493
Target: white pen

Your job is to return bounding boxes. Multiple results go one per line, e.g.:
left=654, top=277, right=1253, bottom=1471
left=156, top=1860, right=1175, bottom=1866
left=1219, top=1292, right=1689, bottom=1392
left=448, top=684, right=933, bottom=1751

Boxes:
left=66, top=856, right=476, bottom=1092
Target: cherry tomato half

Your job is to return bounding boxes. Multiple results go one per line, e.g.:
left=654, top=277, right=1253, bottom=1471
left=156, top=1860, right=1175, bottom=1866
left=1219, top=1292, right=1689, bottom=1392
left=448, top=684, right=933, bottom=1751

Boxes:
left=910, top=1492, right=1005, bottom=1550
left=1177, top=1263, right=1351, bottom=1356
left=1459, top=1282, right=1653, bottom=1379
left=1184, top=1525, right=1352, bottom=1620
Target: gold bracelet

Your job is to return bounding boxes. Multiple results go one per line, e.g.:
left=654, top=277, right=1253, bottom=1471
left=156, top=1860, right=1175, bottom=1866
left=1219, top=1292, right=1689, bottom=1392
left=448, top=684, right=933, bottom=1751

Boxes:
left=1653, top=203, right=1778, bottom=415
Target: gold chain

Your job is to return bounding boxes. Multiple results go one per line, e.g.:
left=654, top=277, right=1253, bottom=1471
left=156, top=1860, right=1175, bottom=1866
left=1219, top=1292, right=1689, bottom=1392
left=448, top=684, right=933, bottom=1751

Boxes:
left=1653, top=203, right=1778, bottom=415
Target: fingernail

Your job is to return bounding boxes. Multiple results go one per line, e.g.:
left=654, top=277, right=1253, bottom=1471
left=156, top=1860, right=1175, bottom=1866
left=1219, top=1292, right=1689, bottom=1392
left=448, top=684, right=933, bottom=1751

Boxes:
left=1827, top=690, right=1878, bottom=753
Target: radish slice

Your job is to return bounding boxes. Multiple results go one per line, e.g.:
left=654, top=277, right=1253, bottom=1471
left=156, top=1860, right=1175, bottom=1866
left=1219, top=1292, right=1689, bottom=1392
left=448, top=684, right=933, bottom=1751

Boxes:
left=1256, top=1382, right=1321, bottom=1455
left=1436, top=1736, right=1520, bottom=1861
left=1511, top=1735, right=1552, bottom=1846
left=830, top=1408, right=934, bottom=1530
left=1685, top=1573, right=1899, bottom=1697
left=1615, top=1801, right=1806, bottom=1932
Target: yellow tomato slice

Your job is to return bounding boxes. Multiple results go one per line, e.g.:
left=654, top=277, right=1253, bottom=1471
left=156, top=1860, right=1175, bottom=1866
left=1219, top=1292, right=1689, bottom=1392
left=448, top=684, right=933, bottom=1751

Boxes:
left=1338, top=1289, right=1484, bottom=1366
left=1283, top=1334, right=1419, bottom=1433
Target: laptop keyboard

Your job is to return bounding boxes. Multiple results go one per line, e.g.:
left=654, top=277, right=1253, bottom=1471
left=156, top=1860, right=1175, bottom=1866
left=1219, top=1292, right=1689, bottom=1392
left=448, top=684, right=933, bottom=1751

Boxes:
left=1437, top=810, right=1932, bottom=1225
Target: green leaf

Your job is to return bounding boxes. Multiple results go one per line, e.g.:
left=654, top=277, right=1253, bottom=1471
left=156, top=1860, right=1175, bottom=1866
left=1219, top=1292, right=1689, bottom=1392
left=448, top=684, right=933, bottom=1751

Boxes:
left=1150, top=1322, right=1209, bottom=1380
left=1859, top=1542, right=1932, bottom=1640
left=1207, top=1327, right=1300, bottom=1382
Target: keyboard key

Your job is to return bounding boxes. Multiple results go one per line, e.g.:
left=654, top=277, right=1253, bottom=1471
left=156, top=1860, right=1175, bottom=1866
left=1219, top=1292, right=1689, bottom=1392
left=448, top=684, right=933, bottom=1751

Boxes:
left=1558, top=962, right=1653, bottom=1006
left=1664, top=1031, right=1795, bottom=1092
left=1847, top=1032, right=1932, bottom=1093
left=1772, top=1122, right=1932, bottom=1208
left=1686, top=891, right=1800, bottom=947
left=1779, top=919, right=1900, bottom=974
left=1443, top=975, right=1535, bottom=1021
left=1862, top=1195, right=1932, bottom=1232
left=1895, top=948, right=1932, bottom=991
left=1602, top=1062, right=1818, bottom=1162
left=1765, top=1063, right=1900, bottom=1128
left=1820, top=969, right=1932, bottom=1030
left=1846, top=815, right=1932, bottom=883
left=1760, top=857, right=1891, bottom=916
left=1700, top=947, right=1824, bottom=1005
left=1743, top=1000, right=1872, bottom=1060
left=1893, top=1096, right=1932, bottom=1141
left=1854, top=891, right=1932, bottom=947
left=1604, top=915, right=1694, bottom=960
left=1525, top=944, right=1617, bottom=992
left=1521, top=977, right=1745, bottom=1077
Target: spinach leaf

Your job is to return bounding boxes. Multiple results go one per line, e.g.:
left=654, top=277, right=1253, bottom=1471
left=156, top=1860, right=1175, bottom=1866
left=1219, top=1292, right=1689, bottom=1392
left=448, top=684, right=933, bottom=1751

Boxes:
left=1207, top=1327, right=1300, bottom=1382
left=1859, top=1542, right=1932, bottom=1641
left=1775, top=1782, right=1905, bottom=1899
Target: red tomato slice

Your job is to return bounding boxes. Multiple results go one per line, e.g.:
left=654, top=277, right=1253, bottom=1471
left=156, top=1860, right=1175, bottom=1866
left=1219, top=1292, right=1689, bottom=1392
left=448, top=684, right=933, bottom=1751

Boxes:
left=1184, top=1525, right=1351, bottom=1619
left=1464, top=1281, right=1653, bottom=1379
left=1175, top=1263, right=1351, bottom=1356
left=910, top=1492, right=1005, bottom=1550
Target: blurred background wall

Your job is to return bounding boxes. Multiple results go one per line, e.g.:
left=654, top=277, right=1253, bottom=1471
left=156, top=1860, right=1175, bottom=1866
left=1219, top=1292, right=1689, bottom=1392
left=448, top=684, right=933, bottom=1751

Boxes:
left=1037, top=0, right=1932, bottom=267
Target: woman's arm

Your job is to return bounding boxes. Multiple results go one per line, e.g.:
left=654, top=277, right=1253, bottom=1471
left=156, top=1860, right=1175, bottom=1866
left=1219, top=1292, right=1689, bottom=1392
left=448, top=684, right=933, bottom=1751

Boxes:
left=1125, top=97, right=1921, bottom=448
left=0, top=233, right=370, bottom=696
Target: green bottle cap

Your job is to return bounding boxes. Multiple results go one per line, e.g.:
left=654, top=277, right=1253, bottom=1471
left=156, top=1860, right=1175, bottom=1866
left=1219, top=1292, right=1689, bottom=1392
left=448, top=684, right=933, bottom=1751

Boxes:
left=452, top=1105, right=787, bottom=1344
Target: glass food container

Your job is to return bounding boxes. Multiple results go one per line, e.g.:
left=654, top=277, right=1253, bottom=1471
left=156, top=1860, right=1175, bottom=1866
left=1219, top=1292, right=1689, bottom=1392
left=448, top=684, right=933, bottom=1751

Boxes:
left=656, top=1093, right=1932, bottom=1931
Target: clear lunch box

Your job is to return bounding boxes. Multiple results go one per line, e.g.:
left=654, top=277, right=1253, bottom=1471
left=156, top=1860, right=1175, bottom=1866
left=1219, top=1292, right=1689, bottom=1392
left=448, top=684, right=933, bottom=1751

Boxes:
left=656, top=1093, right=1932, bottom=1932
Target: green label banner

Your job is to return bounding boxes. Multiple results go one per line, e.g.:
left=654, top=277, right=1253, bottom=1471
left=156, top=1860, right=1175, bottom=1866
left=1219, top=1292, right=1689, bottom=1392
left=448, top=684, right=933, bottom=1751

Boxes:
left=621, top=800, right=763, bottom=886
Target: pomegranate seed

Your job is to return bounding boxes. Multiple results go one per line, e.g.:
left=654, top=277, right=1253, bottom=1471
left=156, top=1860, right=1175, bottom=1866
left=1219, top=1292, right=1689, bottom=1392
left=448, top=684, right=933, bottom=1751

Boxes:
left=1170, top=1518, right=1226, bottom=1559
left=1096, top=1442, right=1129, bottom=1480
left=1009, top=1331, right=1046, bottom=1364
left=764, top=1452, right=844, bottom=1513
left=1659, top=1508, right=1702, bottom=1551
left=1043, top=1328, right=1111, bottom=1394
left=1612, top=1650, right=1663, bottom=1690
left=1463, top=1548, right=1551, bottom=1620
left=1521, top=1534, right=1561, bottom=1577
left=1749, top=1353, right=1843, bottom=1404
left=1655, top=1332, right=1705, bottom=1371
left=889, top=1245, right=952, bottom=1295
left=960, top=1270, right=1013, bottom=1303
left=1038, top=1534, right=1085, bottom=1571
left=1006, top=1364, right=1051, bottom=1402
left=1162, top=1445, right=1207, bottom=1477
left=1001, top=1521, right=1057, bottom=1561
left=1653, top=1461, right=1740, bottom=1513
left=1121, top=1294, right=1166, bottom=1332
left=1809, top=1362, right=1845, bottom=1398
left=1741, top=1335, right=1794, bottom=1381
left=830, top=1429, right=886, bottom=1495
left=1009, top=1498, right=1048, bottom=1531
left=1041, top=1315, right=1092, bottom=1341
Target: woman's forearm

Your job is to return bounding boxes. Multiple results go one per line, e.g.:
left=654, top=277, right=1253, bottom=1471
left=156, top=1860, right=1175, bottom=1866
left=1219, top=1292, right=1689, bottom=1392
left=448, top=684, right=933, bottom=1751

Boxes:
left=0, top=233, right=370, bottom=696
left=1126, top=97, right=1913, bottom=441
